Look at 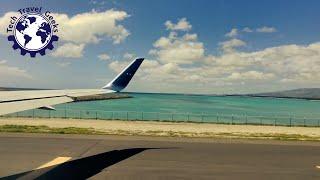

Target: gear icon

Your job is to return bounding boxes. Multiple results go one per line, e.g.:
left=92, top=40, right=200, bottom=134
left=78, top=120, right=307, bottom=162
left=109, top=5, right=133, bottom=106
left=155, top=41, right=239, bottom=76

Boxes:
left=8, top=35, right=59, bottom=58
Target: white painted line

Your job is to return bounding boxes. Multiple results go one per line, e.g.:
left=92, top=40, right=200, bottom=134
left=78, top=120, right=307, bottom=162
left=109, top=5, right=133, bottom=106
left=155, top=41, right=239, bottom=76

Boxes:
left=35, top=157, right=72, bottom=170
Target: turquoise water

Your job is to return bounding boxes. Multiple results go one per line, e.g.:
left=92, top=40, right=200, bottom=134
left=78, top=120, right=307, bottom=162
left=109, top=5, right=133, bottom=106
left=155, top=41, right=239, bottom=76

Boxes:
left=54, top=93, right=320, bottom=118
left=9, top=93, right=320, bottom=126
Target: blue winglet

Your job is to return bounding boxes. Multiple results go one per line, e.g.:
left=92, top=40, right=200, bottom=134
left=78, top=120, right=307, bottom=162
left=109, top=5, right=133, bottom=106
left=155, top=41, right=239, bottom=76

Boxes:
left=103, top=58, right=144, bottom=92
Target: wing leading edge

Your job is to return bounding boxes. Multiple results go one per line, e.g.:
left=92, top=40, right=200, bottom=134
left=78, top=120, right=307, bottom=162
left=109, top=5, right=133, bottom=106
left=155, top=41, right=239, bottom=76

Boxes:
left=0, top=58, right=144, bottom=116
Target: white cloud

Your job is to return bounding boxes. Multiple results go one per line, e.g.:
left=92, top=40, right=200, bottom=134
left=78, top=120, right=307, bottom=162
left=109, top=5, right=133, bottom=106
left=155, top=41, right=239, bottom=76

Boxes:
left=256, top=26, right=277, bottom=33
left=123, top=53, right=135, bottom=59
left=250, top=43, right=320, bottom=82
left=0, top=60, right=32, bottom=80
left=225, top=28, right=238, bottom=37
left=98, top=53, right=110, bottom=61
left=52, top=9, right=130, bottom=44
left=242, top=27, right=253, bottom=33
left=150, top=32, right=204, bottom=64
left=51, top=43, right=85, bottom=58
left=108, top=40, right=320, bottom=93
left=145, top=40, right=320, bottom=93
left=108, top=60, right=127, bottom=73
left=228, top=71, right=275, bottom=81
left=107, top=17, right=320, bottom=93
left=153, top=36, right=171, bottom=48
left=165, top=18, right=192, bottom=31
left=209, top=42, right=320, bottom=83
left=140, top=59, right=160, bottom=69
left=108, top=59, right=204, bottom=85
left=0, top=10, right=130, bottom=44
left=56, top=62, right=71, bottom=67
left=0, top=10, right=130, bottom=61
left=205, top=53, right=253, bottom=68
left=0, top=12, right=19, bottom=35
left=183, top=33, right=198, bottom=41
left=219, top=38, right=246, bottom=53
left=132, top=20, right=256, bottom=92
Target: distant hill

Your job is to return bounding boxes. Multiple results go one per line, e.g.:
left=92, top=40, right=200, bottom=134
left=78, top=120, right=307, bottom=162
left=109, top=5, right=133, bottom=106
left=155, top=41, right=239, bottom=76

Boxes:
left=248, top=88, right=320, bottom=100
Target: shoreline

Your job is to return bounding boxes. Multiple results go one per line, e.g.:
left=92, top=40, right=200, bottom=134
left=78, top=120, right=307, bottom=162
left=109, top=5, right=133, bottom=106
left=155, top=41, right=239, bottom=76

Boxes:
left=127, top=91, right=320, bottom=101
left=0, top=117, right=319, bottom=141
left=225, top=94, right=320, bottom=101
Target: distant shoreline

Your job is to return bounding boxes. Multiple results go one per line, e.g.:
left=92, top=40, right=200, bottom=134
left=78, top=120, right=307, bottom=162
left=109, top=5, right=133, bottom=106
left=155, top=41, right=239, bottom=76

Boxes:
left=224, top=94, right=320, bottom=101
left=127, top=88, right=320, bottom=101
left=127, top=92, right=320, bottom=101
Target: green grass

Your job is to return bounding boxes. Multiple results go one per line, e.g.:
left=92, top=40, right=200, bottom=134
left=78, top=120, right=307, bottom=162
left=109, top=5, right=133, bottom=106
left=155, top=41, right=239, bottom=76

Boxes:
left=0, top=124, right=319, bottom=141
left=0, top=125, right=104, bottom=135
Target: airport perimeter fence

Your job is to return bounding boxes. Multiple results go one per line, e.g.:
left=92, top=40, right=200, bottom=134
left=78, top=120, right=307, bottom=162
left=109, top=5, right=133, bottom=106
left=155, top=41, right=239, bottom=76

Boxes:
left=1, top=108, right=320, bottom=127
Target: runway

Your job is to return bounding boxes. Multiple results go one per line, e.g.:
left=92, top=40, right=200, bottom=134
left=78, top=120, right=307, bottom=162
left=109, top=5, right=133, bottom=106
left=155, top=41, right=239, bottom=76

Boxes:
left=0, top=133, right=319, bottom=179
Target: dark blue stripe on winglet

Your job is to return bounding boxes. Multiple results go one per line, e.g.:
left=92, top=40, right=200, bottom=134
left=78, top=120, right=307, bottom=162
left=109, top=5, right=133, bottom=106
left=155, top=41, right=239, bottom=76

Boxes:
left=103, top=58, right=144, bottom=92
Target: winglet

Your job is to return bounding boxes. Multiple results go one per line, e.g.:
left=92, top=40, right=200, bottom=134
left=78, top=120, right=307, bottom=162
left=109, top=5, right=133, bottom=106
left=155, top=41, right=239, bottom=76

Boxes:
left=103, top=58, right=144, bottom=92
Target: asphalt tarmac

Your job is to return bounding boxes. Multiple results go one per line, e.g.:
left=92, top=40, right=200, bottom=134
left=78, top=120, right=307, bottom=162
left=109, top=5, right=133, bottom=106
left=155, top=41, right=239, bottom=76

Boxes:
left=0, top=133, right=319, bottom=180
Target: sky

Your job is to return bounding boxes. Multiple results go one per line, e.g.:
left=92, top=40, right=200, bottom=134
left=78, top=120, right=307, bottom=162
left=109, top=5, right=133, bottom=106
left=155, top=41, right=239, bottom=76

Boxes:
left=0, top=0, right=319, bottom=94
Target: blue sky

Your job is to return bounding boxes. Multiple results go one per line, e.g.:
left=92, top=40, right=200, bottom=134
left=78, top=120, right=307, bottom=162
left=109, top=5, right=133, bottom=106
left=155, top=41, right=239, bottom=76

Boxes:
left=0, top=0, right=319, bottom=94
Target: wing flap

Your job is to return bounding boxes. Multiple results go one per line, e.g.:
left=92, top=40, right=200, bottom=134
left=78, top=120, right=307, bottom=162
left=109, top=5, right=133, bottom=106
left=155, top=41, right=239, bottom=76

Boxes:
left=0, top=89, right=114, bottom=116
left=0, top=96, right=73, bottom=116
left=0, top=89, right=113, bottom=102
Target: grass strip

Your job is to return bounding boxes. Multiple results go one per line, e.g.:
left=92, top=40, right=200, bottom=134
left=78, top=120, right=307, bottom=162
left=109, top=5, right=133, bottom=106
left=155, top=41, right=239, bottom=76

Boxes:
left=0, top=124, right=319, bottom=141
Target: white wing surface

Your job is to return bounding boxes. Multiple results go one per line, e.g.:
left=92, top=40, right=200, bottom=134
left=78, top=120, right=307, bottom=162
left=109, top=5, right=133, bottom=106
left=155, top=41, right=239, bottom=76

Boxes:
left=0, top=58, right=144, bottom=116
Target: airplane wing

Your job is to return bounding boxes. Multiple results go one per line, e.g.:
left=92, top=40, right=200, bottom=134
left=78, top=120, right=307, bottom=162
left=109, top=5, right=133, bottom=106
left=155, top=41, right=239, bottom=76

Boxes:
left=0, top=58, right=144, bottom=116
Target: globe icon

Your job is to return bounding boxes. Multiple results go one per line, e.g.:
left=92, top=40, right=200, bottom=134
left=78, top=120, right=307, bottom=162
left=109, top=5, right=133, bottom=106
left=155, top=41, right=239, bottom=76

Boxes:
left=14, top=14, right=52, bottom=51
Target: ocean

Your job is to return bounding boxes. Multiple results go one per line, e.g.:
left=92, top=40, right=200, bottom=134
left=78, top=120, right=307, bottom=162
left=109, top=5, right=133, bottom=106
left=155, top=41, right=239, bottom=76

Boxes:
left=55, top=92, right=320, bottom=117
left=9, top=92, right=320, bottom=126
